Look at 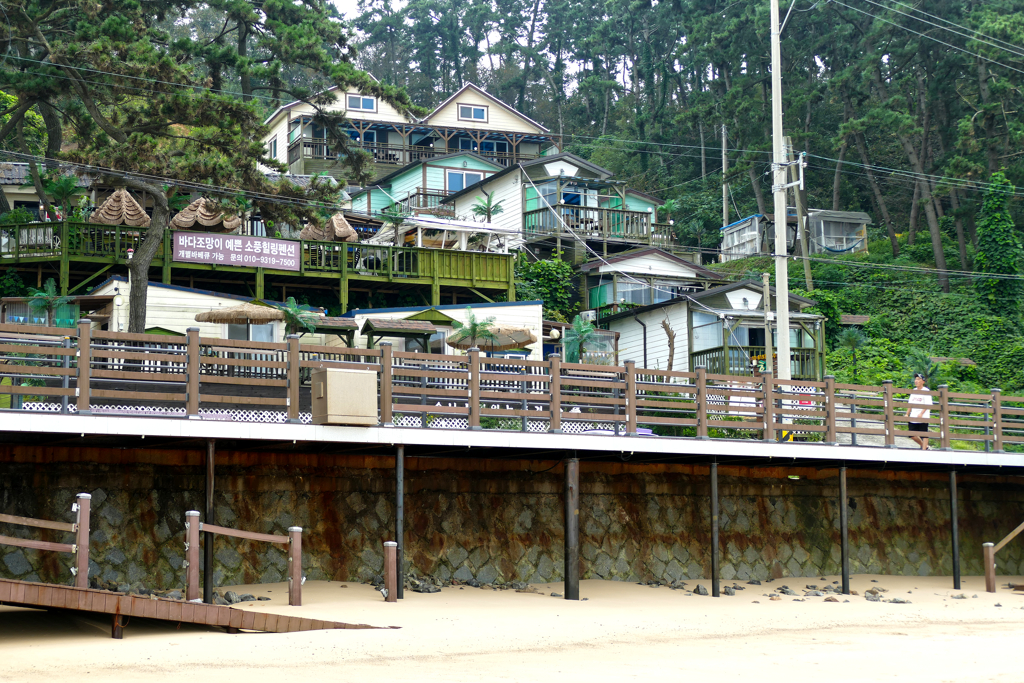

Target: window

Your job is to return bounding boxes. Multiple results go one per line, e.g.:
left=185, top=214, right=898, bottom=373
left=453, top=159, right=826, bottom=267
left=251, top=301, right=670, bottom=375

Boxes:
left=267, top=137, right=278, bottom=160
left=691, top=311, right=722, bottom=352
left=458, top=104, right=488, bottom=122
left=447, top=170, right=484, bottom=192
left=347, top=95, right=377, bottom=112
left=228, top=323, right=276, bottom=342
left=348, top=130, right=376, bottom=143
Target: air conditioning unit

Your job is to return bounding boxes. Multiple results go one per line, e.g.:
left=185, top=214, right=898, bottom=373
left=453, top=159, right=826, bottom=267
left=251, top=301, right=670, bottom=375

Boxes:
left=580, top=310, right=597, bottom=322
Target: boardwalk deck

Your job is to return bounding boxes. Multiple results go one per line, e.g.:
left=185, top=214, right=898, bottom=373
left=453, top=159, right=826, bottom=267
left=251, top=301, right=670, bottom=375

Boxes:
left=0, top=578, right=382, bottom=638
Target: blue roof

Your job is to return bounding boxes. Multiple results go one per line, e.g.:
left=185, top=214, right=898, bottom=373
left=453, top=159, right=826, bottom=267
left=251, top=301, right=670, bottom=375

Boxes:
left=92, top=275, right=305, bottom=308
left=342, top=300, right=543, bottom=318
left=720, top=214, right=763, bottom=231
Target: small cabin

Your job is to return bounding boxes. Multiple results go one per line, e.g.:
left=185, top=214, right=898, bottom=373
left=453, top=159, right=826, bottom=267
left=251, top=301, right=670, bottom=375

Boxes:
left=720, top=209, right=871, bottom=262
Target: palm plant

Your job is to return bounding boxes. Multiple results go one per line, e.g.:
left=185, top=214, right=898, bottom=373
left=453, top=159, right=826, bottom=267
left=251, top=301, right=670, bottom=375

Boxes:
left=656, top=198, right=679, bottom=223
left=451, top=306, right=497, bottom=348
left=275, top=297, right=319, bottom=335
left=44, top=174, right=83, bottom=219
left=836, top=327, right=867, bottom=383
left=563, top=314, right=596, bottom=363
left=904, top=347, right=943, bottom=389
left=379, top=204, right=409, bottom=229
left=28, top=278, right=73, bottom=326
left=470, top=193, right=504, bottom=223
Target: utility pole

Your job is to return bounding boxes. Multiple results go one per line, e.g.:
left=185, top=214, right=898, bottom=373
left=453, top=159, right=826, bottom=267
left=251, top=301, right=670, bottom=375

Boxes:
left=786, top=136, right=814, bottom=292
left=770, top=0, right=791, bottom=380
left=721, top=123, right=729, bottom=227
left=762, top=272, right=774, bottom=375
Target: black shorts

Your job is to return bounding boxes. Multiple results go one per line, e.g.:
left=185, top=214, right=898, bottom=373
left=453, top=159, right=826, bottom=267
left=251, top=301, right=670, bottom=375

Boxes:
left=908, top=422, right=928, bottom=433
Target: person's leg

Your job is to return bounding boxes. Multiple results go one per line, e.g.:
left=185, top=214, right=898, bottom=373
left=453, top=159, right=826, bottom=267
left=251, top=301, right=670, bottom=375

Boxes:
left=911, top=435, right=923, bottom=448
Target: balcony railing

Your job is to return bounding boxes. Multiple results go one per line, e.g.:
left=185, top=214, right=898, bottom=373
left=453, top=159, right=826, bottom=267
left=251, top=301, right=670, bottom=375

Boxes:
left=287, top=137, right=539, bottom=168
left=0, top=322, right=1015, bottom=456
left=399, top=188, right=455, bottom=217
left=523, top=205, right=675, bottom=245
left=691, top=345, right=819, bottom=380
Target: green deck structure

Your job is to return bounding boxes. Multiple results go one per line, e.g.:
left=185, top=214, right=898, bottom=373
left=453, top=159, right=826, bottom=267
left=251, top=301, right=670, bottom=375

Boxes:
left=0, top=222, right=515, bottom=312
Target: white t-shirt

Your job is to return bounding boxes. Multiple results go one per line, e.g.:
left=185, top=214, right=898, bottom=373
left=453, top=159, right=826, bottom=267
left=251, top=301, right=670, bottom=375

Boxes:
left=908, top=391, right=933, bottom=420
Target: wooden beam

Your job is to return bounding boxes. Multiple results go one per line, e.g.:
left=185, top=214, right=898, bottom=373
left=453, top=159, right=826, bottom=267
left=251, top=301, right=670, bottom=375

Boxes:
left=68, top=264, right=113, bottom=295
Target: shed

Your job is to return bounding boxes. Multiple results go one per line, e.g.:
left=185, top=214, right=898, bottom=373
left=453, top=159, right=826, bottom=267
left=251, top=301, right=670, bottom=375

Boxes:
left=362, top=318, right=437, bottom=352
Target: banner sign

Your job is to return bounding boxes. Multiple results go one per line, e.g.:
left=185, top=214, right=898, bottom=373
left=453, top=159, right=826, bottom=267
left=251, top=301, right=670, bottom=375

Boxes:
left=172, top=232, right=300, bottom=272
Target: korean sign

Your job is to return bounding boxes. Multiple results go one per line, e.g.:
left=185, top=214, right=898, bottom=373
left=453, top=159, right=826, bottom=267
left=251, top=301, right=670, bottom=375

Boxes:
left=172, top=232, right=300, bottom=272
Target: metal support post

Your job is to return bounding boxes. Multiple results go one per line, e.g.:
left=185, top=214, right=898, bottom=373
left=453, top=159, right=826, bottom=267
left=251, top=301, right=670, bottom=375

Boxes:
left=710, top=462, right=720, bottom=597
left=950, top=470, right=960, bottom=590
left=396, top=445, right=405, bottom=599
left=204, top=439, right=215, bottom=604
left=839, top=466, right=850, bottom=595
left=564, top=457, right=580, bottom=600
left=74, top=493, right=91, bottom=589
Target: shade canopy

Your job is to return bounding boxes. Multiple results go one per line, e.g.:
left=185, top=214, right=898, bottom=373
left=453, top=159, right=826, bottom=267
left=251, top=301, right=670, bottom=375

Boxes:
left=171, top=197, right=242, bottom=233
left=89, top=188, right=151, bottom=227
left=446, top=325, right=537, bottom=352
left=194, top=302, right=285, bottom=325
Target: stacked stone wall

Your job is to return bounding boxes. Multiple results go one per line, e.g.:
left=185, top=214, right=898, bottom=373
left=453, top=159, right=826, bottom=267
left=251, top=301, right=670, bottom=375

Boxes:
left=1, top=451, right=1022, bottom=591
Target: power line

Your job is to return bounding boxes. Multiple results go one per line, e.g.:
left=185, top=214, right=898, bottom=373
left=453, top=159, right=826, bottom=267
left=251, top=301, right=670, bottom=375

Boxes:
left=884, top=0, right=1024, bottom=58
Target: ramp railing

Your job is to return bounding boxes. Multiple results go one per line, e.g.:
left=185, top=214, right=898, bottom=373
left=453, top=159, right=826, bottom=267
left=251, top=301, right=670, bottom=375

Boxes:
left=984, top=519, right=1024, bottom=592
left=0, top=493, right=91, bottom=587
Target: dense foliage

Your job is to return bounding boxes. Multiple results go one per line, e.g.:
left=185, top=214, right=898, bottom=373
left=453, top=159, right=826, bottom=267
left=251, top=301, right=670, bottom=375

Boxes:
left=975, top=172, right=1021, bottom=317
left=514, top=253, right=575, bottom=321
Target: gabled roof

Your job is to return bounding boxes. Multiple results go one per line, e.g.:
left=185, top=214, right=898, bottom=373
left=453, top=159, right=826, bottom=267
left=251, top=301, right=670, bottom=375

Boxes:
left=350, top=152, right=504, bottom=198
left=523, top=152, right=612, bottom=179
left=687, top=279, right=818, bottom=307
left=626, top=188, right=662, bottom=204
left=261, top=75, right=387, bottom=126
left=599, top=280, right=818, bottom=324
left=421, top=83, right=549, bottom=133
left=578, top=247, right=722, bottom=279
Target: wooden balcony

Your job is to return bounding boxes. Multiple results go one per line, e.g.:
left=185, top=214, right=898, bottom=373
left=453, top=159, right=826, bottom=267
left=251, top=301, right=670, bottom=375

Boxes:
left=0, top=222, right=514, bottom=308
left=287, top=137, right=539, bottom=171
left=691, top=345, right=821, bottom=381
left=523, top=205, right=675, bottom=246
left=399, top=188, right=455, bottom=217
left=0, top=322, right=1012, bottom=458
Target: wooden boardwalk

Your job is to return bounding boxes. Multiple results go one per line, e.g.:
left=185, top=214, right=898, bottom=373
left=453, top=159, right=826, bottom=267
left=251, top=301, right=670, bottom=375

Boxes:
left=0, top=578, right=383, bottom=638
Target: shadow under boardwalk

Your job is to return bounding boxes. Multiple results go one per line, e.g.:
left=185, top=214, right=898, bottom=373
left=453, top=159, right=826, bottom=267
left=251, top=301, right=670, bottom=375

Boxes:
left=0, top=578, right=385, bottom=638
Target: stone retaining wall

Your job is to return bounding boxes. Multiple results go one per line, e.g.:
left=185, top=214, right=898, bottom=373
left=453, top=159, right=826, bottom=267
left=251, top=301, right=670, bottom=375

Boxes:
left=1, top=452, right=1022, bottom=591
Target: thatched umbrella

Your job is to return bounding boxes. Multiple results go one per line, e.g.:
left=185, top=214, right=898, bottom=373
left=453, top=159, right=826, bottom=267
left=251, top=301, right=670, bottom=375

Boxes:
left=194, top=302, right=286, bottom=325
left=446, top=325, right=537, bottom=352
left=171, top=197, right=242, bottom=233
left=299, top=213, right=359, bottom=243
left=89, top=187, right=151, bottom=227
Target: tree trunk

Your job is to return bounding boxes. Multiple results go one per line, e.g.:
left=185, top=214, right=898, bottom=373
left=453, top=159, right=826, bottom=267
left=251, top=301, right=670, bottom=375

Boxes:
left=908, top=180, right=921, bottom=246
left=748, top=164, right=766, bottom=215
left=126, top=183, right=170, bottom=333
left=699, top=119, right=706, bottom=177
left=949, top=189, right=968, bottom=270
left=661, top=317, right=675, bottom=372
left=832, top=139, right=848, bottom=211
left=17, top=121, right=51, bottom=219
left=238, top=22, right=252, bottom=102
left=851, top=129, right=898, bottom=257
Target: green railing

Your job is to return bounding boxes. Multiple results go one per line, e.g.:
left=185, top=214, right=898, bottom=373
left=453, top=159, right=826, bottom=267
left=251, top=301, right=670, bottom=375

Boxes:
left=1, top=222, right=512, bottom=285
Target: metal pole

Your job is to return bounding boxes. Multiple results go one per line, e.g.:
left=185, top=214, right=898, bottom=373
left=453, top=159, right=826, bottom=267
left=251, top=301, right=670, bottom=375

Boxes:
left=564, top=457, right=580, bottom=600
left=710, top=462, right=720, bottom=597
left=396, top=445, right=405, bottom=600
left=721, top=124, right=729, bottom=227
left=950, top=470, right=960, bottom=590
left=839, top=466, right=850, bottom=595
left=770, top=0, right=791, bottom=380
left=204, top=439, right=215, bottom=604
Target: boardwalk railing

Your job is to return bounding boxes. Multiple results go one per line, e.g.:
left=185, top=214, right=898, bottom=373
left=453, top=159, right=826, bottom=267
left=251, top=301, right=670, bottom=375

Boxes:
left=0, top=493, right=91, bottom=587
left=2, top=321, right=1024, bottom=453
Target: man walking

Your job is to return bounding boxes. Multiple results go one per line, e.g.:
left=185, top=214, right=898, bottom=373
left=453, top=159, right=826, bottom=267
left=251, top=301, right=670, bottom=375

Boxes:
left=906, top=372, right=933, bottom=450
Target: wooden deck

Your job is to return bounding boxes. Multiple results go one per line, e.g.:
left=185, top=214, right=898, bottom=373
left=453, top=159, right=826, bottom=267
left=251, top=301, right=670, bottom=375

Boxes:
left=0, top=578, right=383, bottom=638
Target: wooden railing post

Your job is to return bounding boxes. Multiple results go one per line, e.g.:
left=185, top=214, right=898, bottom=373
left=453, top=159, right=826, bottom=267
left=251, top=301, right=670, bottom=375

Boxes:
left=991, top=389, right=1003, bottom=452
left=186, top=327, right=200, bottom=417
left=983, top=542, right=996, bottom=593
left=624, top=360, right=638, bottom=436
left=76, top=319, right=92, bottom=414
left=938, top=384, right=951, bottom=450
left=74, top=493, right=91, bottom=589
left=548, top=353, right=562, bottom=433
left=762, top=372, right=775, bottom=442
left=882, top=380, right=896, bottom=448
left=468, top=347, right=481, bottom=430
left=383, top=541, right=397, bottom=603
left=824, top=375, right=837, bottom=445
left=185, top=510, right=200, bottom=601
left=379, top=342, right=393, bottom=426
left=286, top=334, right=300, bottom=423
left=288, top=526, right=303, bottom=606
left=696, top=367, right=709, bottom=440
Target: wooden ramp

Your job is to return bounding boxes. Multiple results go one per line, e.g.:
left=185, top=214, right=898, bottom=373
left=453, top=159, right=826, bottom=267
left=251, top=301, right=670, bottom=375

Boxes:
left=0, top=578, right=384, bottom=638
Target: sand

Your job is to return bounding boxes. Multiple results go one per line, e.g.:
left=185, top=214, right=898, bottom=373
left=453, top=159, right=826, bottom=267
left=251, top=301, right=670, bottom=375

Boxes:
left=2, top=574, right=1023, bottom=682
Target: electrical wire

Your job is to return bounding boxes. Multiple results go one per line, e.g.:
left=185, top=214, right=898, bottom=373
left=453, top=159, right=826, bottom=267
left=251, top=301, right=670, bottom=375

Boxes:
left=867, top=0, right=1024, bottom=59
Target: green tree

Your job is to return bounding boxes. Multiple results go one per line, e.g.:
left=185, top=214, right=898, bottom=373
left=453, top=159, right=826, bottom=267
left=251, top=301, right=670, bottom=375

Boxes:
left=562, top=314, right=596, bottom=363
left=28, top=278, right=73, bottom=326
left=974, top=171, right=1020, bottom=318
left=836, top=327, right=867, bottom=383
left=514, top=253, right=575, bottom=321
left=450, top=306, right=497, bottom=347
left=904, top=348, right=943, bottom=390
left=470, top=193, right=504, bottom=223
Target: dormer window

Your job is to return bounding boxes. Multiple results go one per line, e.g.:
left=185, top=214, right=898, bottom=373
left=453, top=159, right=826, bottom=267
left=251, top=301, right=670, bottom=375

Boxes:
left=458, top=104, right=488, bottom=123
left=347, top=94, right=377, bottom=112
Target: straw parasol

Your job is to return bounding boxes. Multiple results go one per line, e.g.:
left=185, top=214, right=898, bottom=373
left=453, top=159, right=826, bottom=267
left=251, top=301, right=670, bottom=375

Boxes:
left=194, top=302, right=286, bottom=325
left=171, top=197, right=242, bottom=233
left=299, top=213, right=359, bottom=243
left=446, top=325, right=537, bottom=352
left=89, top=188, right=151, bottom=227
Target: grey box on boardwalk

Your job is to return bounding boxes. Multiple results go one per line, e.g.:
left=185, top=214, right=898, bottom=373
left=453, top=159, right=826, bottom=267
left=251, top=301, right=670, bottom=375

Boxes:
left=311, top=368, right=379, bottom=425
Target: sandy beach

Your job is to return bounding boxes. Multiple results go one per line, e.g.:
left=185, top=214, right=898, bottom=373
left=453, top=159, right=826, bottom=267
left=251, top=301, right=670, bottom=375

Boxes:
left=2, top=574, right=1023, bottom=682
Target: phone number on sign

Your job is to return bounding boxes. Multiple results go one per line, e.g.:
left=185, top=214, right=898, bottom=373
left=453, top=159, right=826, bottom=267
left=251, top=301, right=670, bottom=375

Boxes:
left=230, top=254, right=297, bottom=267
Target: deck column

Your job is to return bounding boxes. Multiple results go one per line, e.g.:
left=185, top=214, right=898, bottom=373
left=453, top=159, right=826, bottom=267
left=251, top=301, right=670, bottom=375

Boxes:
left=185, top=510, right=200, bottom=601
left=76, top=319, right=92, bottom=415
left=288, top=527, right=303, bottom=606
left=74, top=493, right=91, bottom=589
left=710, top=462, right=720, bottom=597
left=950, top=470, right=960, bottom=590
left=839, top=466, right=850, bottom=595
left=255, top=267, right=265, bottom=299
left=204, top=439, right=215, bottom=604
left=396, top=445, right=405, bottom=600
left=983, top=543, right=996, bottom=593
left=384, top=541, right=398, bottom=603
left=286, top=334, right=300, bottom=423
left=564, top=457, right=580, bottom=601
